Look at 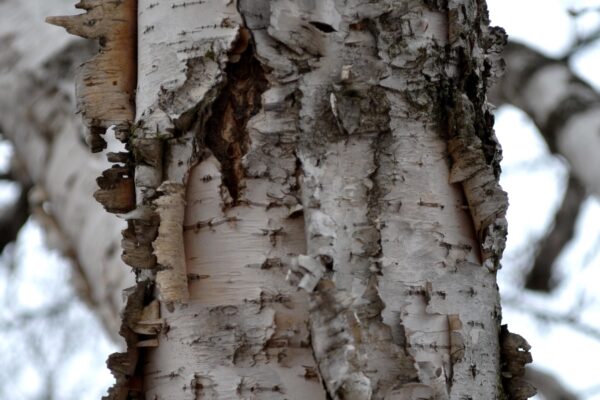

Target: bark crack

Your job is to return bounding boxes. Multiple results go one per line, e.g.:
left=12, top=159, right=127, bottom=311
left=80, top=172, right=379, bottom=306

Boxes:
left=202, top=40, right=268, bottom=203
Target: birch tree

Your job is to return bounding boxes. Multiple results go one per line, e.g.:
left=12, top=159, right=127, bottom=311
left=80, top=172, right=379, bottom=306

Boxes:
left=2, top=0, right=535, bottom=398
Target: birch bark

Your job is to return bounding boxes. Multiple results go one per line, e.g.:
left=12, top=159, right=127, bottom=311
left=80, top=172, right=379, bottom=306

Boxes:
left=5, top=0, right=537, bottom=399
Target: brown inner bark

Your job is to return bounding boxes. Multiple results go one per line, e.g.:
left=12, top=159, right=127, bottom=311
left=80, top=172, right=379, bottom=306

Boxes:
left=203, top=44, right=268, bottom=203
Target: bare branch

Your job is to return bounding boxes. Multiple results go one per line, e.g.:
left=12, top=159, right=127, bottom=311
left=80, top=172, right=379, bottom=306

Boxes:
left=0, top=298, right=73, bottom=331
left=525, top=175, right=587, bottom=292
left=493, top=41, right=600, bottom=292
left=564, top=6, right=600, bottom=59
left=563, top=24, right=600, bottom=60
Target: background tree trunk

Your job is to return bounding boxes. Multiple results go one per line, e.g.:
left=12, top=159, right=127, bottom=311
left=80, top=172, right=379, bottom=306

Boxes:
left=4, top=0, right=535, bottom=399
left=0, top=0, right=133, bottom=341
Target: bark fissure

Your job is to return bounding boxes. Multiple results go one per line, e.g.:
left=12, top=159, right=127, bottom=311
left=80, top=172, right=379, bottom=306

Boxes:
left=203, top=42, right=268, bottom=204
left=139, top=1, right=327, bottom=398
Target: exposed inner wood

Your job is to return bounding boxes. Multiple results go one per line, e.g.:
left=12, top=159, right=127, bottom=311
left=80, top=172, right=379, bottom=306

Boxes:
left=203, top=44, right=268, bottom=203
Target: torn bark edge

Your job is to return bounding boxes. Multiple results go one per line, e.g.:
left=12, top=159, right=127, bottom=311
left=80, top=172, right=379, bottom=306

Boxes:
left=47, top=1, right=138, bottom=214
left=447, top=108, right=508, bottom=272
left=500, top=325, right=537, bottom=400
left=119, top=137, right=164, bottom=271
left=103, top=281, right=163, bottom=400
left=444, top=20, right=509, bottom=272
left=94, top=164, right=136, bottom=214
left=46, top=0, right=137, bottom=152
left=121, top=210, right=160, bottom=270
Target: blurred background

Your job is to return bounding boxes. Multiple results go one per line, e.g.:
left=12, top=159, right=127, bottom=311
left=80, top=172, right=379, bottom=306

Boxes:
left=1, top=0, right=600, bottom=399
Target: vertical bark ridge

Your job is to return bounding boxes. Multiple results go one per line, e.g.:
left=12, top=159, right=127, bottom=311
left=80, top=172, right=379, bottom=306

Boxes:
left=441, top=2, right=532, bottom=396
left=139, top=0, right=326, bottom=398
left=248, top=1, right=530, bottom=399
left=46, top=0, right=137, bottom=152
left=260, top=1, right=424, bottom=397
left=47, top=0, right=265, bottom=397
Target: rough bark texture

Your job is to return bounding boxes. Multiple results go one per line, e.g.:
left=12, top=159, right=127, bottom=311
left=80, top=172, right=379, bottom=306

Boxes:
left=45, top=0, right=535, bottom=399
left=0, top=0, right=133, bottom=341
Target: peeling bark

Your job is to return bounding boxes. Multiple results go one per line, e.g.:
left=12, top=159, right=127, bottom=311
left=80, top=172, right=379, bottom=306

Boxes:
left=46, top=0, right=137, bottom=151
left=256, top=0, right=513, bottom=398
left=45, top=0, right=533, bottom=399
left=153, top=182, right=189, bottom=303
left=500, top=325, right=536, bottom=400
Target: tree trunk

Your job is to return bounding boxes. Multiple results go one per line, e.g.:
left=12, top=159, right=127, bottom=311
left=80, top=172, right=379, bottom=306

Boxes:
left=5, top=0, right=534, bottom=399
